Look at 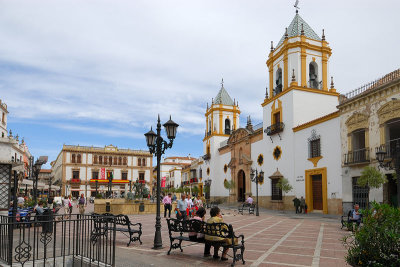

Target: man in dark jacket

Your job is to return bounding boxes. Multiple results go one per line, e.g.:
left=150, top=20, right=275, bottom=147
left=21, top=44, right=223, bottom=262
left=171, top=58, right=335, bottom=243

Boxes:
left=293, top=197, right=300, bottom=214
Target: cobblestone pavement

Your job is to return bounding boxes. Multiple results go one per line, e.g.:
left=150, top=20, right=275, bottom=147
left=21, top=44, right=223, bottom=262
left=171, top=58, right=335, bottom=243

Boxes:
left=111, top=207, right=350, bottom=267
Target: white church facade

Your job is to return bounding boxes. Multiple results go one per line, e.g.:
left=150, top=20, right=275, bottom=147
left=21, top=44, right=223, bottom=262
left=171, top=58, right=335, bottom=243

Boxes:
left=201, top=12, right=343, bottom=214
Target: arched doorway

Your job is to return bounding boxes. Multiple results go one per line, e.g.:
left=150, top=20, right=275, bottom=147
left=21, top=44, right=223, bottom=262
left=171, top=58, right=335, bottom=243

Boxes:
left=237, top=170, right=246, bottom=202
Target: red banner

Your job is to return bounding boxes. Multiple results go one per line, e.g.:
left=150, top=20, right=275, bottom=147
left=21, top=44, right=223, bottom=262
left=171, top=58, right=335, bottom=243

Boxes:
left=161, top=176, right=166, bottom=188
left=101, top=168, right=105, bottom=180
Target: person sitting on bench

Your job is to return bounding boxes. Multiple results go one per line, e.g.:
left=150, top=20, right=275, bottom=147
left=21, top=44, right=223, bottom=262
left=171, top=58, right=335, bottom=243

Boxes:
left=188, top=207, right=206, bottom=242
left=204, top=207, right=229, bottom=261
left=351, top=204, right=361, bottom=226
left=245, top=195, right=253, bottom=206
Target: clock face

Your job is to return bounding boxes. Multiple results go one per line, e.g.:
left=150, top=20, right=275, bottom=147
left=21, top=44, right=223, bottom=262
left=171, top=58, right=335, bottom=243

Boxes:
left=273, top=146, right=282, bottom=161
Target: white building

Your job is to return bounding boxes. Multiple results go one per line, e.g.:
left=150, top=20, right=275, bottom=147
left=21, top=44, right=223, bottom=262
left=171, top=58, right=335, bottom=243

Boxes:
left=52, top=144, right=153, bottom=198
left=157, top=156, right=194, bottom=192
left=200, top=12, right=343, bottom=214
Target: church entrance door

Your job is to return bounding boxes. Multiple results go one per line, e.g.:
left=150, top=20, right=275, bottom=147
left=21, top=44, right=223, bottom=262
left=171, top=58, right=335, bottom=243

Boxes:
left=237, top=170, right=246, bottom=202
left=312, top=174, right=323, bottom=210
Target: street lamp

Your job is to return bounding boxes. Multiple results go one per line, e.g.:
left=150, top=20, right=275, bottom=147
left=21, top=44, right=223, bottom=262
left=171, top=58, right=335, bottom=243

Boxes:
left=250, top=168, right=264, bottom=216
left=95, top=180, right=98, bottom=196
left=31, top=156, right=48, bottom=205
left=145, top=115, right=178, bottom=249
left=376, top=140, right=400, bottom=207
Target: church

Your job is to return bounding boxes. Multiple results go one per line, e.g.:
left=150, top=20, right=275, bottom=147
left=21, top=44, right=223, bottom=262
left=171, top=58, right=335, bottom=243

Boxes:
left=200, top=11, right=343, bottom=214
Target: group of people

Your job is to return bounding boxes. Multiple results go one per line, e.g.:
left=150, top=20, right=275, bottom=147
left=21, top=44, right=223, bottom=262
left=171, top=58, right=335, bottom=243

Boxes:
left=162, top=193, right=205, bottom=219
left=62, top=194, right=86, bottom=218
left=292, top=196, right=307, bottom=214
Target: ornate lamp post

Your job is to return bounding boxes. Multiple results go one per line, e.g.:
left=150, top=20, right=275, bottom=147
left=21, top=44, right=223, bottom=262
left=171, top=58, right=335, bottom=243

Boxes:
left=250, top=168, right=264, bottom=216
left=31, top=156, right=48, bottom=205
left=145, top=115, right=178, bottom=249
left=376, top=140, right=400, bottom=207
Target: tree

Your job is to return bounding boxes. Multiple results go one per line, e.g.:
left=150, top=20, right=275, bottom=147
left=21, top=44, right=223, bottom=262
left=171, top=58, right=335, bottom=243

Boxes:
left=175, top=187, right=183, bottom=194
left=183, top=186, right=190, bottom=194
left=357, top=166, right=387, bottom=189
left=192, top=186, right=199, bottom=196
left=223, top=179, right=235, bottom=195
left=277, top=177, right=293, bottom=196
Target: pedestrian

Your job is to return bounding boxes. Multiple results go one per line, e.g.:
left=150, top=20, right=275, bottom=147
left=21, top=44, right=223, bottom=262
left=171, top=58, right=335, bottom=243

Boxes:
left=175, top=194, right=187, bottom=220
left=63, top=196, right=71, bottom=219
left=163, top=193, right=172, bottom=218
left=300, top=196, right=306, bottom=213
left=172, top=194, right=177, bottom=202
left=17, top=194, right=25, bottom=208
left=68, top=195, right=73, bottom=216
left=292, top=197, right=300, bottom=214
left=78, top=194, right=85, bottom=215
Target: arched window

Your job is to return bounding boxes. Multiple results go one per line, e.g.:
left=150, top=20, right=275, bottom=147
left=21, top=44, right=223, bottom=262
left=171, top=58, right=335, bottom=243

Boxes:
left=114, top=157, right=117, bottom=165
left=71, top=154, right=76, bottom=163
left=138, top=158, right=141, bottom=166
left=274, top=68, right=283, bottom=95
left=142, top=158, right=146, bottom=166
left=206, top=145, right=210, bottom=155
left=109, top=156, right=113, bottom=165
left=225, top=119, right=231, bottom=135
left=118, top=157, right=122, bottom=165
left=309, top=62, right=319, bottom=89
left=208, top=119, right=212, bottom=135
left=104, top=156, right=107, bottom=164
left=77, top=154, right=81, bottom=163
left=123, top=157, right=127, bottom=165
left=99, top=156, right=103, bottom=164
left=94, top=155, right=98, bottom=164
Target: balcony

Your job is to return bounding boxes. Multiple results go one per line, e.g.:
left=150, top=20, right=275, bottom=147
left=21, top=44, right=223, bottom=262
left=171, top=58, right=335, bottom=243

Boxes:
left=182, top=181, right=190, bottom=186
left=344, top=148, right=370, bottom=165
left=70, top=178, right=81, bottom=183
left=265, top=122, right=285, bottom=136
left=202, top=153, right=211, bottom=161
left=190, top=177, right=199, bottom=184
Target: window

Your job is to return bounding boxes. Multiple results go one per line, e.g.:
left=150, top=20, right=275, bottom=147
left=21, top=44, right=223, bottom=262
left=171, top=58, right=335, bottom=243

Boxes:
left=77, top=154, right=82, bottom=163
left=271, top=179, right=282, bottom=200
left=94, top=155, right=98, bottom=164
left=199, top=169, right=203, bottom=178
left=142, top=158, right=146, bottom=166
left=139, top=172, right=145, bottom=181
left=118, top=157, right=122, bottom=165
left=109, top=156, right=112, bottom=165
left=99, top=156, right=103, bottom=164
left=114, top=157, right=117, bottom=165
left=92, top=171, right=99, bottom=179
left=1, top=132, right=4, bottom=138
left=274, top=68, right=283, bottom=96
left=2, top=112, right=4, bottom=123
left=310, top=139, right=321, bottom=158
left=104, top=156, right=107, bottom=164
left=72, top=170, right=80, bottom=179
left=71, top=154, right=76, bottom=163
left=121, top=171, right=128, bottom=180
left=273, top=112, right=281, bottom=124
left=225, top=119, right=231, bottom=135
left=138, top=158, right=141, bottom=166
left=309, top=62, right=319, bottom=89
left=123, top=157, right=127, bottom=165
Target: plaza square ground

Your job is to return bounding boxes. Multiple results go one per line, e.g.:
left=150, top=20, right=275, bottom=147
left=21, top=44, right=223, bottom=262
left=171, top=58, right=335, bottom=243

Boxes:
left=104, top=205, right=350, bottom=267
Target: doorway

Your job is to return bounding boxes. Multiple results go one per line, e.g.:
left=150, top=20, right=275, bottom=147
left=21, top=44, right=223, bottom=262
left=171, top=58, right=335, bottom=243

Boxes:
left=386, top=174, right=398, bottom=207
left=312, top=174, right=323, bottom=210
left=237, top=170, right=246, bottom=202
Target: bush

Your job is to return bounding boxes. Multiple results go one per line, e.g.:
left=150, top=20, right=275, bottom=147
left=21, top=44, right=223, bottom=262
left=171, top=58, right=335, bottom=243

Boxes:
left=96, top=194, right=103, bottom=199
left=342, top=202, right=400, bottom=266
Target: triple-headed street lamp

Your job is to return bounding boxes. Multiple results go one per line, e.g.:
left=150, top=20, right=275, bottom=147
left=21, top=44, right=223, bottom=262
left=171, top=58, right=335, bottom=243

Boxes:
left=376, top=140, right=400, bottom=207
left=250, top=168, right=264, bottom=216
left=145, top=115, right=178, bottom=249
left=30, top=156, right=48, bottom=205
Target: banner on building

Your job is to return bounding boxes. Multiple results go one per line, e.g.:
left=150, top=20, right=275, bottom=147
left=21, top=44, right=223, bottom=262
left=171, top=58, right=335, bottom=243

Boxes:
left=101, top=168, right=105, bottom=180
left=161, top=176, right=166, bottom=188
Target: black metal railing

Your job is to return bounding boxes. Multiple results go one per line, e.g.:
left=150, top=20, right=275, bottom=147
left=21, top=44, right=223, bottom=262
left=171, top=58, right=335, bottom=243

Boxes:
left=202, top=153, right=211, bottom=161
left=0, top=214, right=116, bottom=266
left=265, top=122, right=285, bottom=136
left=344, top=148, right=370, bottom=165
left=375, top=138, right=400, bottom=160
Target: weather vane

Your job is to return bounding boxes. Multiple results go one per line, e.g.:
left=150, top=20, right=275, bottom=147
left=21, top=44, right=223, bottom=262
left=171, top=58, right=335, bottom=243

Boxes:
left=294, top=0, right=300, bottom=13
left=221, top=78, right=224, bottom=87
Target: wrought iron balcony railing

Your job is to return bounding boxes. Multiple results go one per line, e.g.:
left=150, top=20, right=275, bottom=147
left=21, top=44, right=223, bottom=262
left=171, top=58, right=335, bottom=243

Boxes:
left=202, top=153, right=211, bottom=160
left=265, top=122, right=285, bottom=136
left=344, top=148, right=370, bottom=165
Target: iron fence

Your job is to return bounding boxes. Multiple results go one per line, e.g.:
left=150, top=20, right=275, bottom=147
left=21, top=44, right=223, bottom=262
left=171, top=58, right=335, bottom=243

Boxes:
left=0, top=213, right=116, bottom=266
left=344, top=148, right=370, bottom=165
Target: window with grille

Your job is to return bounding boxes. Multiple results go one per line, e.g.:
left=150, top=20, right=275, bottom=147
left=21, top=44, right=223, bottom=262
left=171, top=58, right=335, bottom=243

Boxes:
left=72, top=170, right=79, bottom=179
left=92, top=171, right=99, bottom=179
left=310, top=139, right=321, bottom=158
left=142, top=158, right=146, bottom=166
left=121, top=172, right=128, bottom=180
left=139, top=172, right=145, bottom=181
left=138, top=158, right=141, bottom=166
left=71, top=154, right=76, bottom=163
left=77, top=154, right=82, bottom=163
left=271, top=179, right=282, bottom=200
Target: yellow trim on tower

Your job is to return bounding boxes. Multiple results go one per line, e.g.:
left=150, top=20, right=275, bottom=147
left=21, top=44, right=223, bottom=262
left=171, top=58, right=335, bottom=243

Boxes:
left=322, top=55, right=328, bottom=91
left=271, top=100, right=283, bottom=125
left=284, top=53, right=288, bottom=90
left=269, top=67, right=273, bottom=99
left=219, top=104, right=223, bottom=134
left=305, top=167, right=328, bottom=214
left=292, top=111, right=339, bottom=132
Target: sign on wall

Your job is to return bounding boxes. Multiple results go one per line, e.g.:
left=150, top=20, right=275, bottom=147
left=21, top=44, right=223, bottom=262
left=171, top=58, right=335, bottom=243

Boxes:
left=101, top=168, right=105, bottom=179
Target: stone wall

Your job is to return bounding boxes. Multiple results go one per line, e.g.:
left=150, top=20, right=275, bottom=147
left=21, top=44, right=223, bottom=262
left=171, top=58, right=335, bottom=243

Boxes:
left=94, top=199, right=177, bottom=215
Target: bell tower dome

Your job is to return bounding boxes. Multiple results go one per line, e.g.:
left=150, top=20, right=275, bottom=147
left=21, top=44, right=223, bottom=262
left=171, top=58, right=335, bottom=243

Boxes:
left=266, top=11, right=335, bottom=99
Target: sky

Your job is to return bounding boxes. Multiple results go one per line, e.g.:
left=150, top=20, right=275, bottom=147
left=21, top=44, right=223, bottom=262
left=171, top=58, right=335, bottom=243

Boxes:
left=0, top=0, right=399, bottom=168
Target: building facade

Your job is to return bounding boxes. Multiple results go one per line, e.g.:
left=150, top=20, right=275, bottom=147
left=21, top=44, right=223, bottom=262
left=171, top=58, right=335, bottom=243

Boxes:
left=338, top=69, right=400, bottom=212
left=52, top=144, right=152, bottom=198
left=200, top=12, right=343, bottom=214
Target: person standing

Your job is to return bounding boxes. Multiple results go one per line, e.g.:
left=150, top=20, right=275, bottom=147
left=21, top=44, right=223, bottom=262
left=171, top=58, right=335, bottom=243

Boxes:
left=175, top=194, right=187, bottom=220
left=78, top=194, right=85, bottom=215
left=17, top=195, right=25, bottom=208
left=293, top=197, right=300, bottom=214
left=163, top=193, right=172, bottom=218
left=63, top=196, right=71, bottom=219
left=68, top=195, right=73, bottom=216
left=300, top=196, right=306, bottom=213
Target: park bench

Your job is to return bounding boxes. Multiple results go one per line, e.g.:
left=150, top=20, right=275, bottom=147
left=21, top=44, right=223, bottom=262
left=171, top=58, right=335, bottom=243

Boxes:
left=90, top=213, right=142, bottom=246
left=238, top=203, right=255, bottom=215
left=166, top=218, right=245, bottom=266
left=341, top=209, right=363, bottom=231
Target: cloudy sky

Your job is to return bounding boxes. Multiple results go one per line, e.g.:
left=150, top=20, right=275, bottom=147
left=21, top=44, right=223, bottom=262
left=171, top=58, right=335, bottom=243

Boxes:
left=1, top=0, right=399, bottom=167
